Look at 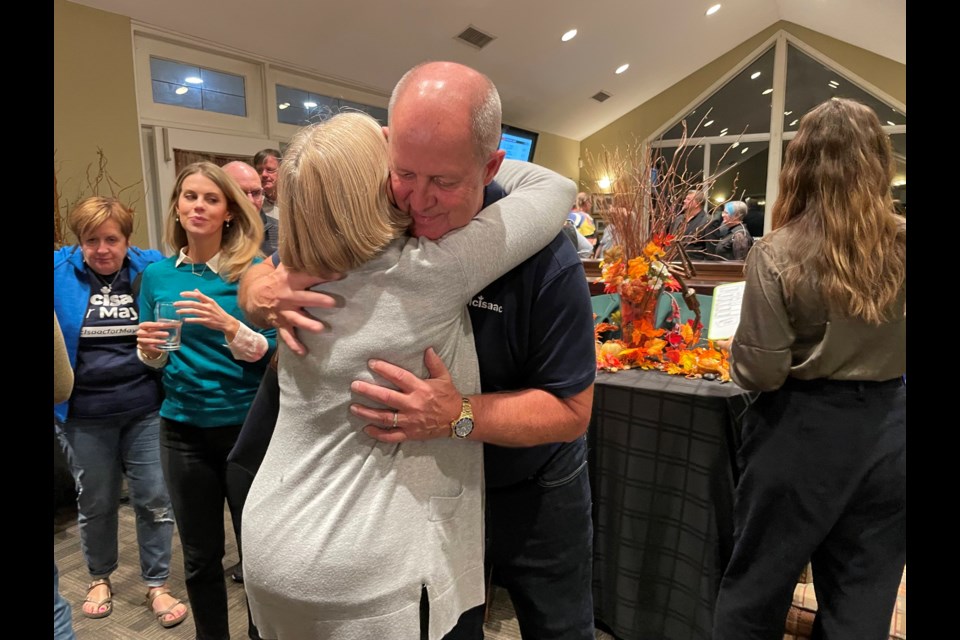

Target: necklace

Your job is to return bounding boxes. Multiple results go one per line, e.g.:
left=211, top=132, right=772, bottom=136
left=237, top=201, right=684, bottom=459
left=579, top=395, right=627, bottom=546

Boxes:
left=185, top=256, right=209, bottom=278
left=92, top=269, right=122, bottom=295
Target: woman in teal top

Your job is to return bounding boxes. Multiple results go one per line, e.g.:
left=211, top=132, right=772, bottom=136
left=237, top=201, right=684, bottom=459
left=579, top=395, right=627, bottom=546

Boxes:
left=137, top=162, right=276, bottom=640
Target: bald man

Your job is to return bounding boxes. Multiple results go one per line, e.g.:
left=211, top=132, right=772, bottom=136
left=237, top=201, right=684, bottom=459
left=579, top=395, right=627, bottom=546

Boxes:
left=238, top=62, right=596, bottom=639
left=222, top=161, right=279, bottom=256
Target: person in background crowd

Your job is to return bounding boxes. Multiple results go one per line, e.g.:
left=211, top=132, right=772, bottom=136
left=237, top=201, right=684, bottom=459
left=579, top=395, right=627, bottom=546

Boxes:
left=224, top=161, right=279, bottom=257
left=137, top=162, right=276, bottom=640
left=53, top=196, right=188, bottom=630
left=713, top=200, right=754, bottom=261
left=238, top=60, right=597, bottom=640
left=671, top=189, right=711, bottom=260
left=253, top=149, right=282, bottom=221
left=713, top=98, right=906, bottom=640
left=568, top=191, right=597, bottom=247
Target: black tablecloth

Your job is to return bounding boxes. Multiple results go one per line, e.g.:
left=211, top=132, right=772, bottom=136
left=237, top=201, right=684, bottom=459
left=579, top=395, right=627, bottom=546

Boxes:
left=589, top=369, right=755, bottom=640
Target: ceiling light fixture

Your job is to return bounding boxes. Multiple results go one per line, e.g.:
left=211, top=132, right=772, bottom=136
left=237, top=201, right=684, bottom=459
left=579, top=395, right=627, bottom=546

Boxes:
left=828, top=81, right=839, bottom=88
left=720, top=128, right=728, bottom=135
left=597, top=177, right=611, bottom=190
left=731, top=142, right=740, bottom=148
left=278, top=102, right=290, bottom=110
left=304, top=101, right=317, bottom=108
left=741, top=147, right=749, bottom=154
left=762, top=88, right=773, bottom=95
left=561, top=29, right=577, bottom=42
left=784, top=110, right=792, bottom=116
left=615, top=63, right=630, bottom=74
left=704, top=120, right=714, bottom=127
left=750, top=71, right=761, bottom=80
left=175, top=87, right=189, bottom=95
left=706, top=4, right=722, bottom=16
left=714, top=194, right=726, bottom=202
left=184, top=76, right=203, bottom=84
left=789, top=119, right=799, bottom=126
left=887, top=120, right=896, bottom=126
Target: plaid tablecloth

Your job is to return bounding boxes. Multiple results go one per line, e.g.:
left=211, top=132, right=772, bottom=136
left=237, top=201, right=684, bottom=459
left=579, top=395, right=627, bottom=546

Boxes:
left=589, top=369, right=755, bottom=640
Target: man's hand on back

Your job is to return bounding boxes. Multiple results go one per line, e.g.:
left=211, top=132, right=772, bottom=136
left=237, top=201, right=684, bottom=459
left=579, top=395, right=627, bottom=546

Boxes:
left=239, top=260, right=341, bottom=355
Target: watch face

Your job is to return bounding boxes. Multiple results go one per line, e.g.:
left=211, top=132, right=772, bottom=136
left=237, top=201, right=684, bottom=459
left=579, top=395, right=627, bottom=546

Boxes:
left=454, top=417, right=474, bottom=438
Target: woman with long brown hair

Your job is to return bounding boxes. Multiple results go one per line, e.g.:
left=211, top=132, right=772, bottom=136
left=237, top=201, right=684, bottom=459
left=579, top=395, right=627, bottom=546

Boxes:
left=713, top=98, right=906, bottom=639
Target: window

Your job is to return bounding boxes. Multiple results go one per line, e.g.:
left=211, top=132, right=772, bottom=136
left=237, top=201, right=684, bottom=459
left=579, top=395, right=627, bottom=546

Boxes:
left=150, top=57, right=246, bottom=117
left=650, top=32, right=905, bottom=239
left=275, top=84, right=387, bottom=126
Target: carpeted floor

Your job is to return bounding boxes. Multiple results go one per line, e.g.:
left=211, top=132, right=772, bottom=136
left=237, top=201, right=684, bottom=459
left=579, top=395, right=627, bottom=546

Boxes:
left=54, top=502, right=614, bottom=639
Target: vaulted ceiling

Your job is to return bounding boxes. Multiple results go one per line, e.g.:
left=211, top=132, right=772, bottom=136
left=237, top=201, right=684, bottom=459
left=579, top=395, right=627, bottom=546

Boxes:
left=68, top=0, right=905, bottom=141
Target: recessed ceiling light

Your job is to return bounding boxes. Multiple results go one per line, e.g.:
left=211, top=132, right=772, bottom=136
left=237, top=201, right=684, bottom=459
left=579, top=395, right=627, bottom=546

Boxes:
left=278, top=102, right=290, bottom=110
left=706, top=4, right=722, bottom=16
left=720, top=128, right=729, bottom=136
left=887, top=120, right=895, bottom=126
left=561, top=29, right=577, bottom=42
left=762, top=88, right=773, bottom=95
left=750, top=71, right=761, bottom=80
left=704, top=120, right=714, bottom=127
left=615, top=64, right=630, bottom=74
left=828, top=81, right=839, bottom=88
left=731, top=142, right=740, bottom=148
left=175, top=87, right=189, bottom=95
left=741, top=147, right=749, bottom=154
left=784, top=110, right=792, bottom=116
left=304, top=101, right=317, bottom=108
left=184, top=76, right=203, bottom=85
left=789, top=119, right=799, bottom=126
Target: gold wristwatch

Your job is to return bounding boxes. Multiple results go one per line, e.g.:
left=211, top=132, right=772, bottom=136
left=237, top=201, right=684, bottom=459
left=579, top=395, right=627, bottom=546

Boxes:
left=450, top=397, right=475, bottom=439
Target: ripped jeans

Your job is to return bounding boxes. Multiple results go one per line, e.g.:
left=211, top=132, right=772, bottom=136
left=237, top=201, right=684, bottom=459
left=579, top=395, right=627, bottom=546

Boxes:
left=57, top=410, right=174, bottom=586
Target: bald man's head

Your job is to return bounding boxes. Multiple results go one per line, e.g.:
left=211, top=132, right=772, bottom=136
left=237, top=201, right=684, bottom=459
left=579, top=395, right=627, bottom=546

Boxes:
left=222, top=161, right=265, bottom=211
left=388, top=61, right=502, bottom=161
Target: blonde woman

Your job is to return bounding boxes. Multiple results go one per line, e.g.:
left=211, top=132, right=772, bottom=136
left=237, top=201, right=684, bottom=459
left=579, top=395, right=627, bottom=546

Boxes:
left=53, top=197, right=187, bottom=629
left=713, top=99, right=906, bottom=639
left=137, top=162, right=276, bottom=640
left=242, top=111, right=575, bottom=639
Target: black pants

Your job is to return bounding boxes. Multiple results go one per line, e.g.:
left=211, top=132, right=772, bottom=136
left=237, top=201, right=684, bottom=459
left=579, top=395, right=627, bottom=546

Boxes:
left=161, top=418, right=259, bottom=640
left=444, top=438, right=595, bottom=640
left=713, top=377, right=906, bottom=640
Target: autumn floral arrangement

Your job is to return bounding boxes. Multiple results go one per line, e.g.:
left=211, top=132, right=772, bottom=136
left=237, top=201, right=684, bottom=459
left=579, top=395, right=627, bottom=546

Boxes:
left=585, top=126, right=734, bottom=381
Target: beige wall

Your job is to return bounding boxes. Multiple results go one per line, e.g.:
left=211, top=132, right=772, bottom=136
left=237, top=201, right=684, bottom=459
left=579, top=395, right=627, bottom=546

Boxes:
left=533, top=132, right=581, bottom=183
left=55, top=0, right=146, bottom=247
left=579, top=20, right=907, bottom=185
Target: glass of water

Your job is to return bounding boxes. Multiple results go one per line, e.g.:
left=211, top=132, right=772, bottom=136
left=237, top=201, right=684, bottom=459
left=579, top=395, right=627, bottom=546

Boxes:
left=154, top=302, right=183, bottom=351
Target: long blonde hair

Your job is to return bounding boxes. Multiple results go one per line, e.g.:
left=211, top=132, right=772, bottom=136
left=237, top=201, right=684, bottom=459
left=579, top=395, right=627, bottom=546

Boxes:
left=771, top=98, right=906, bottom=325
left=164, top=162, right=263, bottom=283
left=278, top=111, right=409, bottom=275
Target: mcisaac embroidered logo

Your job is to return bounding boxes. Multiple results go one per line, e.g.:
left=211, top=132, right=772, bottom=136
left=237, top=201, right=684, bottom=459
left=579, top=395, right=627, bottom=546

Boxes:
left=469, top=296, right=502, bottom=313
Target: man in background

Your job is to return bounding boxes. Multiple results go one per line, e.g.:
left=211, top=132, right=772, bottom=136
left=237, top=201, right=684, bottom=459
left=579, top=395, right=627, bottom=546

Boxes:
left=672, top=189, right=711, bottom=260
left=223, top=161, right=279, bottom=256
left=253, top=149, right=282, bottom=221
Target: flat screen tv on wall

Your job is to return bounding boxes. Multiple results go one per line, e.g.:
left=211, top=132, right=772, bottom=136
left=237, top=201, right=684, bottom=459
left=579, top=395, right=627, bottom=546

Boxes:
left=499, top=125, right=539, bottom=162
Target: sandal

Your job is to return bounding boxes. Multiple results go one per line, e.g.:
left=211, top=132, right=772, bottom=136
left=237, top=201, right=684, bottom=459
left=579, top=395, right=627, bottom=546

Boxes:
left=145, top=585, right=189, bottom=629
left=82, top=578, right=113, bottom=619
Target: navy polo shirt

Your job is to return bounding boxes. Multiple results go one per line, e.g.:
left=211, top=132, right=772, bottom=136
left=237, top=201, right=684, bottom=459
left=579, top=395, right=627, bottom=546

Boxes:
left=473, top=181, right=597, bottom=488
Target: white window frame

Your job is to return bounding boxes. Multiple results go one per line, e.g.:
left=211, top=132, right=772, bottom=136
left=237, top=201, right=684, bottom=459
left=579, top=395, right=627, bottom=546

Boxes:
left=133, top=31, right=268, bottom=138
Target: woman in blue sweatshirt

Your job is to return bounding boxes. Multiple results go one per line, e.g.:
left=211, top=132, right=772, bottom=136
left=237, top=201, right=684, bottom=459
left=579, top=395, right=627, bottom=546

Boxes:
left=137, top=162, right=276, bottom=640
left=53, top=196, right=188, bottom=629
